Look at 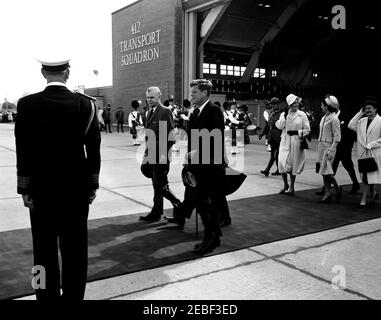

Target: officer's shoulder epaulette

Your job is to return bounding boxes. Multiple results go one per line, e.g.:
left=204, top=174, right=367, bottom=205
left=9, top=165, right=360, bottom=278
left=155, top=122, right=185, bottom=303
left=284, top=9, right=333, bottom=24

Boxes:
left=74, top=91, right=97, bottom=101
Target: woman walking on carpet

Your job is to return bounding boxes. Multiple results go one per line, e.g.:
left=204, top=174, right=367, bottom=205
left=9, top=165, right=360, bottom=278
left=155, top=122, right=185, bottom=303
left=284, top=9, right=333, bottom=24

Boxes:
left=316, top=95, right=342, bottom=203
left=348, top=99, right=381, bottom=207
left=276, top=94, right=310, bottom=195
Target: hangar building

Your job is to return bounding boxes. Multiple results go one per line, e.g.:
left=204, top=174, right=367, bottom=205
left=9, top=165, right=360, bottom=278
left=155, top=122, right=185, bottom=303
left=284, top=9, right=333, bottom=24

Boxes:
left=105, top=0, right=379, bottom=128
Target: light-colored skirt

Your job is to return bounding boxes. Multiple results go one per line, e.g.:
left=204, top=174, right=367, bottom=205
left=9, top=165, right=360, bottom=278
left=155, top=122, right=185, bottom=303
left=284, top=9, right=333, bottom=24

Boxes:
left=317, top=141, right=336, bottom=175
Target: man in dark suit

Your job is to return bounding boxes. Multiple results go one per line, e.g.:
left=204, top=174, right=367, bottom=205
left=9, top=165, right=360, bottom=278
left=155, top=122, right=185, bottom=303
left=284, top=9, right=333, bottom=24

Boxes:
left=139, top=86, right=181, bottom=222
left=316, top=107, right=360, bottom=195
left=185, top=79, right=227, bottom=254
left=115, top=107, right=125, bottom=133
left=15, top=58, right=101, bottom=300
left=332, top=109, right=360, bottom=193
left=103, top=103, right=112, bottom=133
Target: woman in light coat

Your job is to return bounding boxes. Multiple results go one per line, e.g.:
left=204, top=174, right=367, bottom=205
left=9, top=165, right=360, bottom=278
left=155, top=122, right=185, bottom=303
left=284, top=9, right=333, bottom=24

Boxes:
left=276, top=94, right=310, bottom=195
left=316, top=95, right=342, bottom=203
left=348, top=100, right=381, bottom=206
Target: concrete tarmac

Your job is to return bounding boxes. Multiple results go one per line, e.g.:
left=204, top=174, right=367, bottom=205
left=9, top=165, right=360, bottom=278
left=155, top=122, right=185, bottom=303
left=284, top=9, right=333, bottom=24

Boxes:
left=0, top=123, right=380, bottom=300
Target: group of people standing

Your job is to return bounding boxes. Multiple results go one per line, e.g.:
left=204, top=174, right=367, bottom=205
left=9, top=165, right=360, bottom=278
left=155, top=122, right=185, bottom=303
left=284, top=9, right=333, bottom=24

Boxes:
left=14, top=53, right=380, bottom=301
left=259, top=93, right=381, bottom=207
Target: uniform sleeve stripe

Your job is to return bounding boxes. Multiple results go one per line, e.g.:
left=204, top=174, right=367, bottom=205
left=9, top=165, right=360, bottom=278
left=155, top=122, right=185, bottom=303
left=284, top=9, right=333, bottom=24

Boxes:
left=17, top=176, right=31, bottom=187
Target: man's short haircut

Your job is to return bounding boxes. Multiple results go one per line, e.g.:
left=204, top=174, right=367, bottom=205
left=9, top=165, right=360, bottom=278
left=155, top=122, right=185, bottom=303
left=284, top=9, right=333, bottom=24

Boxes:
left=131, top=100, right=140, bottom=109
left=190, top=79, right=213, bottom=95
left=146, top=86, right=161, bottom=97
left=42, top=69, right=68, bottom=77
left=183, top=99, right=191, bottom=108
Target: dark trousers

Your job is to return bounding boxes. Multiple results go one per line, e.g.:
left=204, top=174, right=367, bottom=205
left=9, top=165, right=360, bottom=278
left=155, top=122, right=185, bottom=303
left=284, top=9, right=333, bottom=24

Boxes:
left=332, top=146, right=359, bottom=185
left=195, top=167, right=223, bottom=239
left=29, top=197, right=89, bottom=300
left=104, top=120, right=112, bottom=133
left=130, top=126, right=137, bottom=139
left=179, top=184, right=229, bottom=223
left=231, top=127, right=237, bottom=147
left=117, top=121, right=124, bottom=132
left=244, top=129, right=250, bottom=144
left=150, top=164, right=170, bottom=217
left=265, top=140, right=280, bottom=172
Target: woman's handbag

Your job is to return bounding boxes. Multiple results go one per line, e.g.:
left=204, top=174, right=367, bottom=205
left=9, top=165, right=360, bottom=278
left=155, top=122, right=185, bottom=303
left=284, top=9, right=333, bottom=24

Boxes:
left=358, top=150, right=378, bottom=173
left=300, top=137, right=309, bottom=150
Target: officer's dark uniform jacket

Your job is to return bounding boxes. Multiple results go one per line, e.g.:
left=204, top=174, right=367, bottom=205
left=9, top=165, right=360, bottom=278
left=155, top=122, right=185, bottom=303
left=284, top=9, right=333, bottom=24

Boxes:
left=15, top=85, right=101, bottom=198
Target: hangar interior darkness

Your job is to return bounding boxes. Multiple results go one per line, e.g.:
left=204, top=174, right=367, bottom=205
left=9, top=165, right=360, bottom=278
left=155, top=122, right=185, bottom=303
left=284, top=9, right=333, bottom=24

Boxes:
left=196, top=0, right=379, bottom=112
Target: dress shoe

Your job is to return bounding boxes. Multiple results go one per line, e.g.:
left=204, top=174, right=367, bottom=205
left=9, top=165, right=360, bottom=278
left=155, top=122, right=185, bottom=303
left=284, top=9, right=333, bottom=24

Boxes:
left=319, top=194, right=332, bottom=203
left=139, top=214, right=161, bottom=222
left=359, top=200, right=367, bottom=207
left=271, top=171, right=281, bottom=176
left=279, top=185, right=289, bottom=194
left=220, top=218, right=231, bottom=227
left=163, top=216, right=185, bottom=229
left=193, top=237, right=220, bottom=255
left=286, top=189, right=294, bottom=196
left=193, top=241, right=204, bottom=250
left=260, top=170, right=269, bottom=177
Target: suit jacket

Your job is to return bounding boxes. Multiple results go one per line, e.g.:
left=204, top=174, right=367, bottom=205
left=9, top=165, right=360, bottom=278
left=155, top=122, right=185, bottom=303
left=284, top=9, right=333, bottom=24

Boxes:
left=15, top=85, right=101, bottom=197
left=144, top=104, right=174, bottom=163
left=336, top=111, right=357, bottom=150
left=188, top=100, right=226, bottom=167
left=318, top=112, right=341, bottom=144
left=103, top=108, right=111, bottom=121
left=260, top=110, right=282, bottom=142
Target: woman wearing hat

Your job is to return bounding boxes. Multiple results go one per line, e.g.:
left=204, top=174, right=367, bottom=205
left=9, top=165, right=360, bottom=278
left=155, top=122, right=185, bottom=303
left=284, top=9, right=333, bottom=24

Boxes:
left=348, top=100, right=381, bottom=206
left=276, top=94, right=310, bottom=195
left=316, top=95, right=342, bottom=203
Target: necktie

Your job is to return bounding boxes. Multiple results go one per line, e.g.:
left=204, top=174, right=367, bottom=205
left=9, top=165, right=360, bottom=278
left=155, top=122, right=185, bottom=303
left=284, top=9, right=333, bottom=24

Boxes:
left=147, top=108, right=154, bottom=123
left=193, top=106, right=200, bottom=118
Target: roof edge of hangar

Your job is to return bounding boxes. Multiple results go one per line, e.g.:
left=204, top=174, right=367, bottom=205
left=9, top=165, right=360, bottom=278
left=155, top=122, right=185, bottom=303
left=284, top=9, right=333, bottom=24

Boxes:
left=183, top=0, right=229, bottom=12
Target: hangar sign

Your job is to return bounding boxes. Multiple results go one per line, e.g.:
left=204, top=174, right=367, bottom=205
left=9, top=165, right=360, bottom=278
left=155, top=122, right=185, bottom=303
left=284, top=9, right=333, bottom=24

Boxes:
left=119, top=21, right=161, bottom=66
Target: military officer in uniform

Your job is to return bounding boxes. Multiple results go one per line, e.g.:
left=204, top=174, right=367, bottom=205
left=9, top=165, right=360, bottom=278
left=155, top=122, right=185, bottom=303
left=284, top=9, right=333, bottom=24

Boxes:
left=15, top=57, right=101, bottom=300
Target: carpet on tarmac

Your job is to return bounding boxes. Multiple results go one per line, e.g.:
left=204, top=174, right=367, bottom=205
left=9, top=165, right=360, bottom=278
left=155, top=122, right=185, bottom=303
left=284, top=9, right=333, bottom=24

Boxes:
left=1, top=185, right=380, bottom=300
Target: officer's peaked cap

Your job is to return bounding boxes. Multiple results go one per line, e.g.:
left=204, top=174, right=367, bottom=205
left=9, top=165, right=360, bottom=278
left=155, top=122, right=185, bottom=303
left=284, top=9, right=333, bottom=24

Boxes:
left=37, top=57, right=71, bottom=72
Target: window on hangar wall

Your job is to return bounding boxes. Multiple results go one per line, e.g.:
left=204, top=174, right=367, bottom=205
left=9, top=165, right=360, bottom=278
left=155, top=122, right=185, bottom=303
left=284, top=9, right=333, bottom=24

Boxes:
left=220, top=65, right=246, bottom=76
left=253, top=68, right=266, bottom=78
left=203, top=63, right=217, bottom=74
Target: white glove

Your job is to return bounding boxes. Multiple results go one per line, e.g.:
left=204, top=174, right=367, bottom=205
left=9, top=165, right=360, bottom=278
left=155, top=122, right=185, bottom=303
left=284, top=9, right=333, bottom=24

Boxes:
left=366, top=144, right=372, bottom=150
left=326, top=147, right=336, bottom=160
